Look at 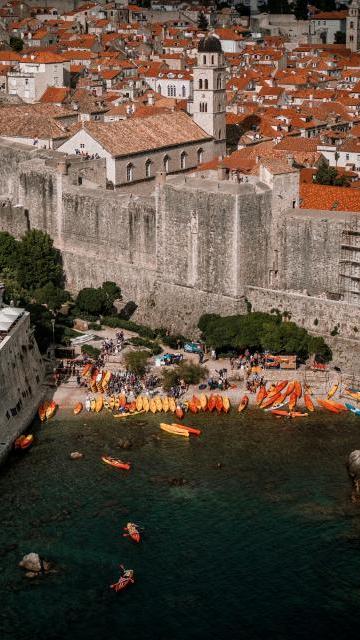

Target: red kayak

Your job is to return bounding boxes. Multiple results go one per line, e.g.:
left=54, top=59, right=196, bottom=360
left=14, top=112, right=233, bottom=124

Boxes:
left=208, top=396, right=216, bottom=412
left=215, top=396, right=223, bottom=413
left=110, top=567, right=134, bottom=592
left=256, top=385, right=267, bottom=406
left=101, top=456, right=131, bottom=471
left=237, top=395, right=249, bottom=413
left=123, top=522, right=141, bottom=543
left=172, top=423, right=202, bottom=436
left=175, top=405, right=184, bottom=419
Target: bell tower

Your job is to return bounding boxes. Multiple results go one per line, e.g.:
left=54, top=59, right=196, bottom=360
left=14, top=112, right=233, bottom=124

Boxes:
left=193, top=34, right=226, bottom=158
left=347, top=0, right=360, bottom=52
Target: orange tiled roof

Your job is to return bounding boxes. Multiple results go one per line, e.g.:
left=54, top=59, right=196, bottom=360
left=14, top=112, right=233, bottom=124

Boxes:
left=300, top=183, right=360, bottom=211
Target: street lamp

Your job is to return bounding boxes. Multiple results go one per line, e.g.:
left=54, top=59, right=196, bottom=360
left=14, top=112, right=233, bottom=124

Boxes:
left=51, top=318, right=55, bottom=353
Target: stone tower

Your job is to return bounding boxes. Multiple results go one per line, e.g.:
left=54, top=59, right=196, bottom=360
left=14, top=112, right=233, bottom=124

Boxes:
left=192, top=34, right=226, bottom=158
left=347, top=0, right=360, bottom=52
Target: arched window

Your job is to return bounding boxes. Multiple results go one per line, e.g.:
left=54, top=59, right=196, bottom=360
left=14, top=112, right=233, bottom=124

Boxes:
left=199, top=79, right=203, bottom=89
left=157, top=84, right=161, bottom=93
left=182, top=85, right=186, bottom=97
left=163, top=155, right=169, bottom=173
left=202, top=55, right=206, bottom=64
left=204, top=79, right=208, bottom=90
left=197, top=148, right=203, bottom=164
left=145, top=159, right=152, bottom=178
left=126, top=163, right=134, bottom=182
left=180, top=151, right=187, bottom=170
left=217, top=76, right=221, bottom=89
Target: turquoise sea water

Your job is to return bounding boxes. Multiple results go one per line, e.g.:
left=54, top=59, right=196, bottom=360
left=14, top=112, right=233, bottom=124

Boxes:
left=1, top=409, right=360, bottom=640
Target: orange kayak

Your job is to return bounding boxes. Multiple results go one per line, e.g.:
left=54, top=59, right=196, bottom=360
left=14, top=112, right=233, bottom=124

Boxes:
left=172, top=423, right=201, bottom=436
left=38, top=403, right=47, bottom=422
left=256, top=386, right=267, bottom=406
left=290, top=411, right=308, bottom=418
left=288, top=392, right=297, bottom=411
left=322, top=399, right=347, bottom=412
left=261, top=392, right=281, bottom=409
left=216, top=396, right=223, bottom=413
left=175, top=405, right=184, bottom=420
left=73, top=402, right=83, bottom=415
left=238, top=395, right=249, bottom=412
left=317, top=399, right=341, bottom=414
left=192, top=395, right=201, bottom=410
left=82, top=363, right=92, bottom=377
left=270, top=409, right=289, bottom=417
left=208, top=396, right=216, bottom=412
left=119, top=394, right=126, bottom=408
left=304, top=394, right=315, bottom=412
left=124, top=522, right=141, bottom=543
left=14, top=434, right=34, bottom=449
left=101, top=456, right=131, bottom=470
left=294, top=381, right=302, bottom=398
left=275, top=380, right=288, bottom=393
left=46, top=401, right=57, bottom=420
left=284, top=382, right=295, bottom=397
left=188, top=401, right=198, bottom=414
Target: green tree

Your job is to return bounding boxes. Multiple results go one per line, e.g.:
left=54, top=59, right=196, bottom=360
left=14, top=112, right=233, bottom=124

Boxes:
left=197, top=11, right=208, bottom=30
left=334, top=30, right=346, bottom=44
left=10, top=36, right=23, bottom=52
left=315, top=164, right=350, bottom=186
left=33, top=282, right=70, bottom=312
left=76, top=287, right=108, bottom=316
left=101, top=280, right=121, bottom=309
left=294, top=0, right=308, bottom=20
left=16, top=230, right=63, bottom=290
left=124, top=350, right=150, bottom=376
left=0, top=231, right=18, bottom=272
left=162, top=362, right=208, bottom=391
left=267, top=0, right=291, bottom=13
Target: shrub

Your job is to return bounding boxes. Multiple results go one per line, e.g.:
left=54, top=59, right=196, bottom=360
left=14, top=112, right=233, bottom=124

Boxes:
left=33, top=282, right=70, bottom=312
left=102, top=316, right=157, bottom=338
left=81, top=344, right=101, bottom=358
left=129, top=337, right=162, bottom=355
left=162, top=368, right=181, bottom=391
left=88, top=322, right=103, bottom=331
left=124, top=350, right=150, bottom=376
left=161, top=333, right=187, bottom=349
left=76, top=287, right=109, bottom=316
left=162, top=362, right=208, bottom=391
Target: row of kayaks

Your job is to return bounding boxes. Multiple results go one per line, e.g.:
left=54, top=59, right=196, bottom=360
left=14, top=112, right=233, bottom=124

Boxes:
left=82, top=364, right=112, bottom=394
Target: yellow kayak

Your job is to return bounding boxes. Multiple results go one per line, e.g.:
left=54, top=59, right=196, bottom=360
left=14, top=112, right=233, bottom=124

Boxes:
left=114, top=410, right=145, bottom=419
left=169, top=397, right=176, bottom=413
left=149, top=399, right=157, bottom=414
left=136, top=396, right=143, bottom=411
left=222, top=396, right=231, bottom=413
left=95, top=396, right=103, bottom=413
left=327, top=383, right=338, bottom=399
left=90, top=398, right=96, bottom=412
left=200, top=393, right=207, bottom=411
left=155, top=396, right=163, bottom=412
left=46, top=402, right=57, bottom=420
left=103, top=371, right=112, bottom=386
left=162, top=397, right=170, bottom=413
left=143, top=396, right=150, bottom=412
left=160, top=423, right=189, bottom=437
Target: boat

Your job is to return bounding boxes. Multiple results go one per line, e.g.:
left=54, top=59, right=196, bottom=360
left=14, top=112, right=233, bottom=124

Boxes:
left=344, top=389, right=360, bottom=402
left=14, top=434, right=34, bottom=449
left=81, top=363, right=92, bottom=378
left=85, top=398, right=91, bottom=412
left=46, top=401, right=57, bottom=420
left=270, top=409, right=289, bottom=417
left=222, top=396, right=230, bottom=413
left=323, top=399, right=347, bottom=412
left=110, top=568, right=134, bottom=592
left=261, top=393, right=281, bottom=409
left=215, top=395, right=223, bottom=413
left=143, top=396, right=150, bottom=412
left=135, top=396, right=143, bottom=412
left=155, top=396, right=163, bottom=412
left=171, top=423, right=201, bottom=436
left=237, top=395, right=249, bottom=413
left=175, top=405, right=184, bottom=420
left=345, top=403, right=360, bottom=416
left=162, top=397, right=170, bottom=413
left=101, top=456, right=131, bottom=470
left=208, top=395, right=216, bottom=412
left=304, top=394, right=315, bottom=412
left=149, top=399, right=157, bottom=414
left=264, top=399, right=289, bottom=412
left=73, top=402, right=83, bottom=415
left=199, top=393, right=208, bottom=411
left=124, top=522, right=141, bottom=543
left=90, top=398, right=96, bottom=411
left=38, top=403, right=47, bottom=422
left=317, top=398, right=341, bottom=414
left=284, top=382, right=295, bottom=397
left=327, top=383, right=338, bottom=400
left=256, top=386, right=267, bottom=406
left=290, top=412, right=308, bottom=418
left=169, top=397, right=176, bottom=413
left=288, top=392, right=297, bottom=411
left=188, top=401, right=198, bottom=414
left=275, top=380, right=288, bottom=393
left=113, top=410, right=145, bottom=419
left=103, top=370, right=112, bottom=387
left=119, top=394, right=127, bottom=408
left=294, top=381, right=302, bottom=398
left=95, top=396, right=104, bottom=413
left=160, top=423, right=190, bottom=437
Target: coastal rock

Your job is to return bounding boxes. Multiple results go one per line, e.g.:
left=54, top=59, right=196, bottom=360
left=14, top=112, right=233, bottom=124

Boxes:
left=19, top=553, right=41, bottom=573
left=70, top=451, right=84, bottom=460
left=348, top=451, right=360, bottom=503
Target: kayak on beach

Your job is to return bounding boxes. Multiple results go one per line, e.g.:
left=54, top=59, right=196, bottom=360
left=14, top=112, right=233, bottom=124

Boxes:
left=101, top=456, right=131, bottom=470
left=160, top=423, right=190, bottom=437
left=14, top=434, right=33, bottom=450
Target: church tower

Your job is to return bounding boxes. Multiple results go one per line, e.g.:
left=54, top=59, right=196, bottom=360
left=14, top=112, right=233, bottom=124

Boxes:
left=192, top=35, right=226, bottom=158
left=347, top=0, right=360, bottom=52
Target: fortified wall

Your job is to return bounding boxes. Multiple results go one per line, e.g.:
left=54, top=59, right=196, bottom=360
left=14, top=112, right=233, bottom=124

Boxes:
left=0, top=141, right=359, bottom=370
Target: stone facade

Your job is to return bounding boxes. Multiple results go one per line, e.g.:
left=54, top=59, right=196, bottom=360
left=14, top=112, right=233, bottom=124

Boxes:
left=0, top=139, right=360, bottom=369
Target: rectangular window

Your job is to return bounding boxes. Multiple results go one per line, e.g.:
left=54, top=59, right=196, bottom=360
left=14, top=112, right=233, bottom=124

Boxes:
left=80, top=143, right=85, bottom=149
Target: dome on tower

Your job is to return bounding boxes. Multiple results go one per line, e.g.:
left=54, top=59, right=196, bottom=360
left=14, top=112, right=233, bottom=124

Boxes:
left=198, top=35, right=222, bottom=53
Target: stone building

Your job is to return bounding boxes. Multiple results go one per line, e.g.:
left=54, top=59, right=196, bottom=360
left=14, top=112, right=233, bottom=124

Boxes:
left=347, top=0, right=360, bottom=52
left=57, top=111, right=214, bottom=187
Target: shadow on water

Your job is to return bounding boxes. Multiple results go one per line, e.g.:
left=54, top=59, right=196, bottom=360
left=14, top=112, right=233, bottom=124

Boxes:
left=1, top=410, right=360, bottom=640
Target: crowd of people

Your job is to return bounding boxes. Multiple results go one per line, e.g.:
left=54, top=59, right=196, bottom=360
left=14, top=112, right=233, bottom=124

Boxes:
left=100, top=332, right=125, bottom=360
